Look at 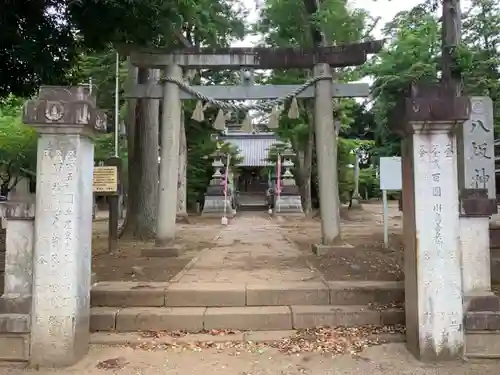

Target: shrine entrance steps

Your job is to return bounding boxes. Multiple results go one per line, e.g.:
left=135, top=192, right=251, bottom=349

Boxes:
left=89, top=280, right=405, bottom=337
left=237, top=192, right=268, bottom=212
left=89, top=214, right=405, bottom=343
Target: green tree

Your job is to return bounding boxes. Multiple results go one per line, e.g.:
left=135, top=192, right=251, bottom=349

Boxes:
left=0, top=0, right=247, bottom=99
left=365, top=0, right=500, bottom=160
left=461, top=0, right=500, bottom=131
left=256, top=0, right=375, bottom=214
left=0, top=96, right=37, bottom=195
left=0, top=1, right=77, bottom=98
left=364, top=6, right=440, bottom=157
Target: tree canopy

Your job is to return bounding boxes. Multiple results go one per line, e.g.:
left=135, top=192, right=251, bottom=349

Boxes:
left=0, top=0, right=246, bottom=99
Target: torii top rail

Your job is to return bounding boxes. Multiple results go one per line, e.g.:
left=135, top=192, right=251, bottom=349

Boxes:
left=120, top=40, right=383, bottom=69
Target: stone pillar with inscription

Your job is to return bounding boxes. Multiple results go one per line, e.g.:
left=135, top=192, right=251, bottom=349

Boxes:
left=457, top=97, right=497, bottom=295
left=23, top=86, right=106, bottom=367
left=395, top=84, right=470, bottom=361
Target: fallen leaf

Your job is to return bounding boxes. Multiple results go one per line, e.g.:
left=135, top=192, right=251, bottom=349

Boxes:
left=96, top=357, right=129, bottom=370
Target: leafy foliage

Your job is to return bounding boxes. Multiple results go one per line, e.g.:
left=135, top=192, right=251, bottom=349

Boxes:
left=0, top=96, right=37, bottom=194
left=1, top=0, right=246, bottom=100
left=366, top=1, right=500, bottom=158
left=0, top=1, right=77, bottom=98
left=256, top=0, right=379, bottom=206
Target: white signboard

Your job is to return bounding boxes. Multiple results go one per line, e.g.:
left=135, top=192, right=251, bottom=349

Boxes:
left=380, top=157, right=402, bottom=191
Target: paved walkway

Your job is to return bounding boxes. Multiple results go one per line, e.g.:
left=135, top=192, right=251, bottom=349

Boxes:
left=176, top=214, right=323, bottom=284
left=4, top=343, right=499, bottom=374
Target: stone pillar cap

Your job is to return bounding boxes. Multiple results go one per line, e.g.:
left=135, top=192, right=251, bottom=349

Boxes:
left=22, top=85, right=107, bottom=135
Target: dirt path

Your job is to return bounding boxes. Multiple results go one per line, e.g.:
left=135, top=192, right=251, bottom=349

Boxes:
left=277, top=203, right=405, bottom=281
left=3, top=344, right=499, bottom=374
left=176, top=213, right=323, bottom=284
left=91, top=219, right=221, bottom=283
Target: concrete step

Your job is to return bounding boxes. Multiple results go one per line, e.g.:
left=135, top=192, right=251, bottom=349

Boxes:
left=90, top=330, right=405, bottom=346
left=238, top=204, right=268, bottom=212
left=90, top=305, right=405, bottom=332
left=465, top=331, right=500, bottom=358
left=91, top=281, right=404, bottom=308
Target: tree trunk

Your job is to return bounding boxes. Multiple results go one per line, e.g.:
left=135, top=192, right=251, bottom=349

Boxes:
left=302, top=119, right=314, bottom=215
left=176, top=112, right=188, bottom=220
left=121, top=67, right=160, bottom=239
left=0, top=182, right=8, bottom=197
left=119, top=59, right=137, bottom=236
left=294, top=107, right=314, bottom=216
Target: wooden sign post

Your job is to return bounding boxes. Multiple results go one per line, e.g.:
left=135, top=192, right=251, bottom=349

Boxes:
left=93, top=157, right=121, bottom=253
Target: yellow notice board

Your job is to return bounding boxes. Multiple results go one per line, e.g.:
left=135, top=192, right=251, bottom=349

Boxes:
left=93, top=166, right=118, bottom=193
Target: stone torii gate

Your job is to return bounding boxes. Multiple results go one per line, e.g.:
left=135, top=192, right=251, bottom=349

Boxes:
left=124, top=41, right=382, bottom=255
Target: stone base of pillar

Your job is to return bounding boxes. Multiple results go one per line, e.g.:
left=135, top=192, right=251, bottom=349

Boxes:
left=274, top=195, right=304, bottom=215
left=311, top=243, right=354, bottom=256
left=141, top=244, right=182, bottom=258
left=464, top=292, right=500, bottom=334
left=274, top=184, right=304, bottom=216
left=176, top=212, right=189, bottom=224
left=0, top=202, right=35, bottom=306
left=202, top=196, right=235, bottom=217
left=349, top=196, right=363, bottom=210
left=0, top=295, right=31, bottom=314
left=0, top=313, right=30, bottom=361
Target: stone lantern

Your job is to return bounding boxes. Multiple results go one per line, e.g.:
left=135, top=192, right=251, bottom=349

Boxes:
left=201, top=145, right=235, bottom=217
left=274, top=149, right=303, bottom=215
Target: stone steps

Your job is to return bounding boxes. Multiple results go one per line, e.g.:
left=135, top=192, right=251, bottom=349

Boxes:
left=90, top=281, right=404, bottom=332
left=238, top=204, right=269, bottom=212
left=90, top=330, right=406, bottom=346
left=91, top=281, right=404, bottom=308
left=90, top=305, right=405, bottom=333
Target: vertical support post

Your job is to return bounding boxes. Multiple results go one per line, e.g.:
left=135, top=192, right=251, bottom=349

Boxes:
left=382, top=189, right=389, bottom=248
left=114, top=52, right=120, bottom=158
left=176, top=111, right=189, bottom=223
left=354, top=152, right=360, bottom=196
left=313, top=63, right=340, bottom=245
left=23, top=86, right=106, bottom=367
left=108, top=195, right=118, bottom=253
left=156, top=65, right=182, bottom=247
left=106, top=157, right=121, bottom=254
